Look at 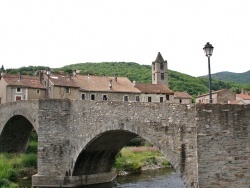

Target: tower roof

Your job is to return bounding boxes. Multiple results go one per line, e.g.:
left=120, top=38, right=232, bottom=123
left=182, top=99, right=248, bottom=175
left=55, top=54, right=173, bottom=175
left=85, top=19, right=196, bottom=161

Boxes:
left=155, top=52, right=164, bottom=62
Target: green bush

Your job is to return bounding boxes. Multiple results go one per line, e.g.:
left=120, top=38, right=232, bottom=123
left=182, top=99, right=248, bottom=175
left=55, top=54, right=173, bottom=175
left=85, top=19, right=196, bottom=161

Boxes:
left=126, top=136, right=145, bottom=147
left=0, top=178, right=18, bottom=188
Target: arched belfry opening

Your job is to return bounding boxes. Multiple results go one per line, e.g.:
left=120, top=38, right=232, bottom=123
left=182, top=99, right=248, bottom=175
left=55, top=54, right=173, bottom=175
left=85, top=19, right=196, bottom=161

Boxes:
left=0, top=115, right=35, bottom=152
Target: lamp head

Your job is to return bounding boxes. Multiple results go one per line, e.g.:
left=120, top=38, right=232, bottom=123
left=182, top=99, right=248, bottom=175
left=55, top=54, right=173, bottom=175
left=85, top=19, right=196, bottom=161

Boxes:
left=203, top=42, right=214, bottom=57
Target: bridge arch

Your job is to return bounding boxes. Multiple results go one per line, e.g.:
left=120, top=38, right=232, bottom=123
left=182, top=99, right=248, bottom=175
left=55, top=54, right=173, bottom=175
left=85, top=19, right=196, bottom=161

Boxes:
left=72, top=122, right=180, bottom=177
left=0, top=115, right=36, bottom=152
left=0, top=101, right=39, bottom=153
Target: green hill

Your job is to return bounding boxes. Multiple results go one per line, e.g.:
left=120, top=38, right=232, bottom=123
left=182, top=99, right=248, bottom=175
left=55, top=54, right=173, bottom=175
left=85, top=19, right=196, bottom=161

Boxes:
left=208, top=71, right=250, bottom=84
left=5, top=62, right=250, bottom=97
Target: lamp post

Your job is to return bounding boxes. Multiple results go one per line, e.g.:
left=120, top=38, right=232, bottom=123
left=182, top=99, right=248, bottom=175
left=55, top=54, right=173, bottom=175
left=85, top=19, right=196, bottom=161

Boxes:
left=46, top=67, right=51, bottom=98
left=203, top=42, right=214, bottom=104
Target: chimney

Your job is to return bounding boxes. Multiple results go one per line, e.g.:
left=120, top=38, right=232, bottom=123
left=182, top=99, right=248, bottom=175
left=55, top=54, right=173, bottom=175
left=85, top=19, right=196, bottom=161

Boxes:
left=109, top=80, right=112, bottom=90
left=114, top=76, right=117, bottom=82
left=39, top=71, right=43, bottom=83
left=73, top=70, right=76, bottom=76
left=133, top=80, right=136, bottom=87
left=18, top=72, right=21, bottom=82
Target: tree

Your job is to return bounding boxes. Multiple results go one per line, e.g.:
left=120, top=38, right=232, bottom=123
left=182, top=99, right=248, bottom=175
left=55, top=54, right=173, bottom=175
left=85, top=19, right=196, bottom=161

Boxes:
left=1, top=65, right=4, bottom=72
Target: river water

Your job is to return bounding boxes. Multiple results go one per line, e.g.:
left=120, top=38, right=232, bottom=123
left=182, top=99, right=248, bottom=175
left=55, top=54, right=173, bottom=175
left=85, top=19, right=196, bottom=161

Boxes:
left=19, top=168, right=186, bottom=188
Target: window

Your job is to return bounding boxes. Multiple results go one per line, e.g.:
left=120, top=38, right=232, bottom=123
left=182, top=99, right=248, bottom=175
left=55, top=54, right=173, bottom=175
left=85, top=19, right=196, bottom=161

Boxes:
left=160, top=63, right=164, bottom=70
left=103, top=95, right=108, bottom=101
left=179, top=99, right=182, bottom=103
left=81, top=94, right=85, bottom=100
left=153, top=73, right=155, bottom=81
left=36, top=89, right=40, bottom=95
left=161, top=73, right=164, bottom=80
left=65, top=87, right=70, bottom=93
left=160, top=97, right=163, bottom=103
left=148, top=97, right=152, bottom=102
left=91, top=94, right=95, bottom=100
left=123, top=96, right=128, bottom=102
left=166, top=95, right=169, bottom=101
left=15, top=96, right=22, bottom=101
left=136, top=96, right=140, bottom=102
left=16, top=88, right=21, bottom=93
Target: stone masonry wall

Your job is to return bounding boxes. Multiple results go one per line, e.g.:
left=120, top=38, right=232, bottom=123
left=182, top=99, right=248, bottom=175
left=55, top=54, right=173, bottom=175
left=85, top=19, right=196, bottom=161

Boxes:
left=196, top=104, right=250, bottom=188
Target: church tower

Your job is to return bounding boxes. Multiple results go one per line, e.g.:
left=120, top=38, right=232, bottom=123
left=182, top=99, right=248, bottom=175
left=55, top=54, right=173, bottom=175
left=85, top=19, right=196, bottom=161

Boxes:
left=152, top=52, right=168, bottom=86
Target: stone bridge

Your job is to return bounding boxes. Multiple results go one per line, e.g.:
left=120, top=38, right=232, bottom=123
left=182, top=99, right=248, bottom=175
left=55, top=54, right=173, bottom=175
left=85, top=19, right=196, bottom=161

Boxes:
left=0, top=99, right=250, bottom=188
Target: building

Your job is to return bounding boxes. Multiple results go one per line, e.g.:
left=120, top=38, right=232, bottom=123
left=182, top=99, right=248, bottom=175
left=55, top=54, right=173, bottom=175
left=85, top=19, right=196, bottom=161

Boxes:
left=195, top=89, right=236, bottom=104
left=42, top=72, right=80, bottom=99
left=135, top=83, right=174, bottom=102
left=134, top=52, right=174, bottom=102
left=236, top=93, right=250, bottom=104
left=152, top=52, right=168, bottom=86
left=0, top=73, right=46, bottom=104
left=174, top=92, right=192, bottom=104
left=72, top=74, right=141, bottom=102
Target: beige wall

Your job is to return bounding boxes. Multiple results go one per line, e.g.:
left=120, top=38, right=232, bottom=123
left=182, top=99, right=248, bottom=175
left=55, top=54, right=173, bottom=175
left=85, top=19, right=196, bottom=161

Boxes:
left=174, top=98, right=192, bottom=104
left=140, top=93, right=174, bottom=103
left=0, top=79, right=7, bottom=104
left=80, top=91, right=140, bottom=102
left=196, top=90, right=236, bottom=104
left=50, top=85, right=79, bottom=99
left=28, top=88, right=46, bottom=100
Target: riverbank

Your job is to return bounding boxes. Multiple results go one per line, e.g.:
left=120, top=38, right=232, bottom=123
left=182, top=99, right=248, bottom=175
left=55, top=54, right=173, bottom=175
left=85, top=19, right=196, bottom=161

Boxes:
left=114, top=146, right=171, bottom=176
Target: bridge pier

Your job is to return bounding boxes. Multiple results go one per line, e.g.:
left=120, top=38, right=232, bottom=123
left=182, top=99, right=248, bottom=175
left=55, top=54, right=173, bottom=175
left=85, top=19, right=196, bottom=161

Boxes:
left=32, top=170, right=117, bottom=187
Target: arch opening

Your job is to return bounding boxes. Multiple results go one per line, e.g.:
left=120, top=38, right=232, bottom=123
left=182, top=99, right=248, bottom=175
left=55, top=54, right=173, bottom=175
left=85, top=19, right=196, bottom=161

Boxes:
left=0, top=115, right=35, bottom=153
left=72, top=130, right=174, bottom=177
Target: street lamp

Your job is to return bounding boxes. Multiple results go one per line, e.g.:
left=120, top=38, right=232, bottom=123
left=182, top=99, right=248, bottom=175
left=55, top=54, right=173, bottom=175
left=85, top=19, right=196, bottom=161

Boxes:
left=203, top=42, right=214, bottom=104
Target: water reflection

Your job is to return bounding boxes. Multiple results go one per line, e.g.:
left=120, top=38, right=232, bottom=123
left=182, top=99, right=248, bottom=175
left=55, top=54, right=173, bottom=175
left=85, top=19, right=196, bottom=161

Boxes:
left=19, top=168, right=185, bottom=188
left=78, top=168, right=185, bottom=188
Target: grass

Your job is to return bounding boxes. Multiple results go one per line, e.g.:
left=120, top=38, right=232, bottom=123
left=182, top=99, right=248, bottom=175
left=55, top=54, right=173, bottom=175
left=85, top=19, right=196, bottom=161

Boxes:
left=113, top=146, right=170, bottom=173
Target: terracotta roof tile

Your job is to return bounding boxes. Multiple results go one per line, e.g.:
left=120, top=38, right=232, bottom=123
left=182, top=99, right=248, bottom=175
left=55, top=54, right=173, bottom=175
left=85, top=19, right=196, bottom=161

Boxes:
left=174, top=92, right=192, bottom=99
left=236, top=94, right=250, bottom=100
left=45, top=74, right=79, bottom=88
left=135, top=83, right=174, bottom=94
left=2, top=74, right=45, bottom=89
left=72, top=75, right=140, bottom=93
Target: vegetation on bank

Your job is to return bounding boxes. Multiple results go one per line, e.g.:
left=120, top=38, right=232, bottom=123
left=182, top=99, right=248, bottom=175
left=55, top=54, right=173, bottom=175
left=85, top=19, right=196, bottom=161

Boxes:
left=114, top=146, right=170, bottom=175
left=0, top=131, right=37, bottom=187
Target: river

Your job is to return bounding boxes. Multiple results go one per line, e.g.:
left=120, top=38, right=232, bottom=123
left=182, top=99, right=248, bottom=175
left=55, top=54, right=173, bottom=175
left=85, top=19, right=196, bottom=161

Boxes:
left=19, top=168, right=186, bottom=188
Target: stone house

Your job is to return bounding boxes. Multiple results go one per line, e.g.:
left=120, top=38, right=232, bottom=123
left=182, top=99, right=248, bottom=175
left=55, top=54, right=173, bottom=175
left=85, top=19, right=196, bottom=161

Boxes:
left=195, top=89, right=236, bottom=104
left=174, top=92, right=192, bottom=104
left=42, top=73, right=80, bottom=99
left=0, top=73, right=46, bottom=104
left=135, top=83, right=174, bottom=102
left=72, top=74, right=141, bottom=102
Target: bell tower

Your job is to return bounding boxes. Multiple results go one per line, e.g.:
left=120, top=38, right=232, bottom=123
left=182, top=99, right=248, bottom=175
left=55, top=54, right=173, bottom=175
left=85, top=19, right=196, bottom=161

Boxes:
left=152, top=52, right=168, bottom=86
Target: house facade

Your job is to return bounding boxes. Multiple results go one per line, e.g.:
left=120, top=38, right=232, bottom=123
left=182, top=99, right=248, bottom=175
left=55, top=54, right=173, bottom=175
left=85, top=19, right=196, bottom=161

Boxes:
left=0, top=73, right=46, bottom=104
left=174, top=92, right=192, bottom=104
left=72, top=74, right=141, bottom=102
left=195, top=89, right=236, bottom=104
left=42, top=73, right=79, bottom=100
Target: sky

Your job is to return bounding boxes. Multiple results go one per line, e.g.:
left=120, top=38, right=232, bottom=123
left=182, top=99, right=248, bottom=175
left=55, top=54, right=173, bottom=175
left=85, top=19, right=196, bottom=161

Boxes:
left=0, top=0, right=250, bottom=77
